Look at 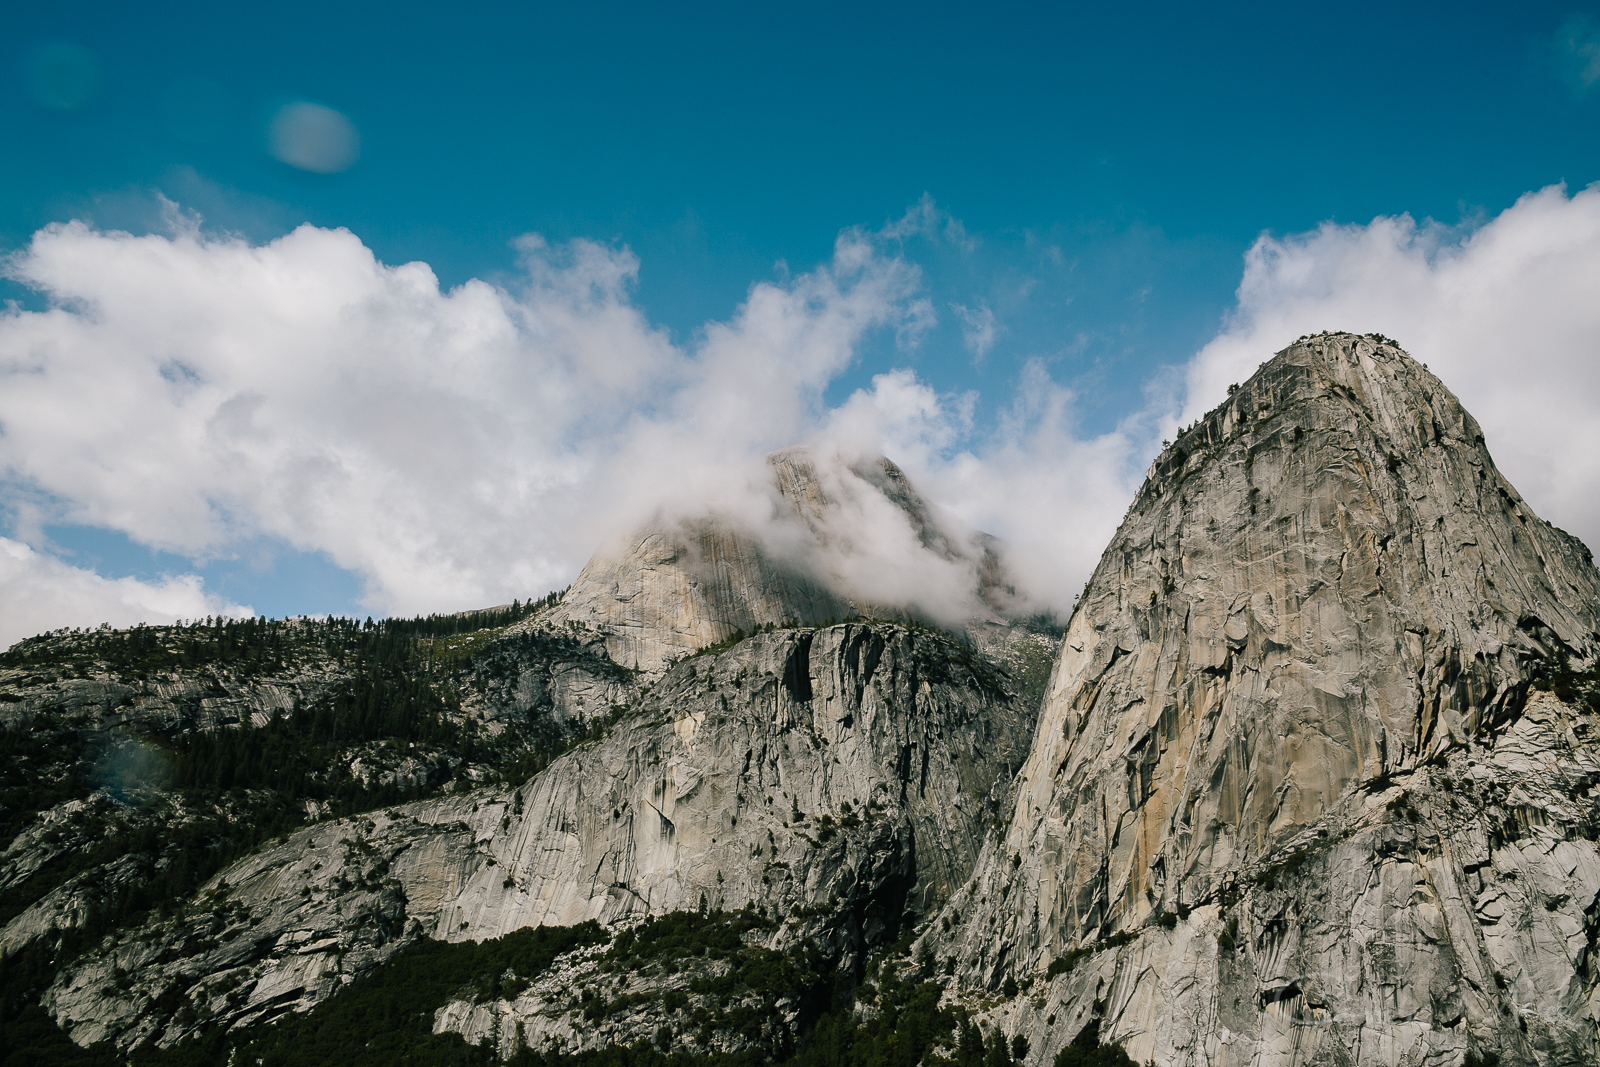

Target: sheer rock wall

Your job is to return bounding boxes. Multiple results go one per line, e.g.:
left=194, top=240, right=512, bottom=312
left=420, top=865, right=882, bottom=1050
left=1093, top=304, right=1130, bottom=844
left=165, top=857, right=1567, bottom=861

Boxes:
left=938, top=335, right=1600, bottom=1066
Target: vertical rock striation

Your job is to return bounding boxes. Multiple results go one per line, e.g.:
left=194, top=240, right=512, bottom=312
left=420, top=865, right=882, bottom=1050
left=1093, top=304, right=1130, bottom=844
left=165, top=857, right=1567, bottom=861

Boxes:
left=942, top=334, right=1600, bottom=1066
left=41, top=622, right=1039, bottom=1051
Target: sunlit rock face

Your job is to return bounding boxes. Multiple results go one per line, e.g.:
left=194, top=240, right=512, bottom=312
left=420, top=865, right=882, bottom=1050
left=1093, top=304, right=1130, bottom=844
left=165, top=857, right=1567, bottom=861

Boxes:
left=43, top=622, right=1038, bottom=1051
left=939, top=334, right=1600, bottom=1066
left=543, top=446, right=1011, bottom=671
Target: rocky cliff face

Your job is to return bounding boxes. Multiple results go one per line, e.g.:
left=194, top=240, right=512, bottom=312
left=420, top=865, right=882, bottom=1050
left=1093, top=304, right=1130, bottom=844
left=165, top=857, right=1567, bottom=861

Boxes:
left=16, top=334, right=1590, bottom=1067
left=935, top=334, right=1600, bottom=1066
left=38, top=621, right=1039, bottom=1051
left=1, top=439, right=1057, bottom=1059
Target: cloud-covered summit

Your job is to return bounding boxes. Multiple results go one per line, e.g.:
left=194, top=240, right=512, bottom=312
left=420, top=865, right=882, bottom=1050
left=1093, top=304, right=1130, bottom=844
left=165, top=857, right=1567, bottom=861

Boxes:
left=0, top=207, right=1141, bottom=646
left=543, top=444, right=1015, bottom=671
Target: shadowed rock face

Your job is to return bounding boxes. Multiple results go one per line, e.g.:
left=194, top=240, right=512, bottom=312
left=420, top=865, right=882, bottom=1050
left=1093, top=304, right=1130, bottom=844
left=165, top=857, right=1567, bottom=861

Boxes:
left=543, top=447, right=1008, bottom=671
left=939, top=335, right=1600, bottom=1066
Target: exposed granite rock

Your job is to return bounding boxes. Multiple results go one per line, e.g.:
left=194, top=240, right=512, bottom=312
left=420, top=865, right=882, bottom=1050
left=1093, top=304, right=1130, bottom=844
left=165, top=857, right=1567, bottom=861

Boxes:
left=936, top=334, right=1600, bottom=1065
left=0, top=621, right=608, bottom=971
left=453, top=627, right=636, bottom=730
left=42, top=621, right=1038, bottom=1051
left=430, top=912, right=818, bottom=1059
left=43, top=805, right=473, bottom=1049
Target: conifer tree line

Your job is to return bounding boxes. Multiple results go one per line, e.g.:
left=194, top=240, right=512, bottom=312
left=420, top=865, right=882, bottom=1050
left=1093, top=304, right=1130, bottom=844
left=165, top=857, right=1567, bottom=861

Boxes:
left=1, top=585, right=571, bottom=676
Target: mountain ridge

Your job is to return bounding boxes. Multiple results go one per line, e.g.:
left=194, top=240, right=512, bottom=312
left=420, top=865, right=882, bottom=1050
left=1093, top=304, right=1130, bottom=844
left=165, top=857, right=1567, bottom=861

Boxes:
left=2, top=331, right=1597, bottom=1067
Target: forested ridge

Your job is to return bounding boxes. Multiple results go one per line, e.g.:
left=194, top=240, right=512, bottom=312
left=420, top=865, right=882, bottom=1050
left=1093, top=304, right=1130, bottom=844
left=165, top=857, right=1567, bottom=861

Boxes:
left=0, top=601, right=614, bottom=1066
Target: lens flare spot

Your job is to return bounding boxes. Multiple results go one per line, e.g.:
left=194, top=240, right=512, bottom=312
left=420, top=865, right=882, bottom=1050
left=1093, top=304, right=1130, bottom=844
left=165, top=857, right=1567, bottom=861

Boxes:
left=268, top=101, right=360, bottom=174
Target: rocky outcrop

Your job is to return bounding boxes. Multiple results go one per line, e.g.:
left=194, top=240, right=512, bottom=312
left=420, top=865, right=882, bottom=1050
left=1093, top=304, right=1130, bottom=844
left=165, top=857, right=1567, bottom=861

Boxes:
left=42, top=621, right=1039, bottom=1051
left=936, top=334, right=1600, bottom=1065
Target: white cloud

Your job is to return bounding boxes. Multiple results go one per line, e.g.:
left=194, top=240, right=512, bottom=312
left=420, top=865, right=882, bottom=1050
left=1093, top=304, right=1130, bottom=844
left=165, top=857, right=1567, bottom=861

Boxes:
left=842, top=364, right=1144, bottom=614
left=879, top=193, right=976, bottom=252
left=0, top=215, right=961, bottom=629
left=1180, top=182, right=1600, bottom=551
left=0, top=538, right=249, bottom=647
left=952, top=301, right=998, bottom=360
left=12, top=183, right=1595, bottom=645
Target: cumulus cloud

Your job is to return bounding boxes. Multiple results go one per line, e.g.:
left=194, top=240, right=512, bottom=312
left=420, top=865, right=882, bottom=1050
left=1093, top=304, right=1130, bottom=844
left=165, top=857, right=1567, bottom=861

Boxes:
left=831, top=365, right=1143, bottom=614
left=1180, top=181, right=1600, bottom=551
left=0, top=537, right=249, bottom=646
left=3, top=211, right=1017, bottom=635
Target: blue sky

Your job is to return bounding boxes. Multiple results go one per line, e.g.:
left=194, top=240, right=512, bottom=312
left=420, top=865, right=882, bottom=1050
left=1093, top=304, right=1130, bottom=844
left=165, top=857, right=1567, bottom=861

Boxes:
left=4, top=1, right=1600, bottom=638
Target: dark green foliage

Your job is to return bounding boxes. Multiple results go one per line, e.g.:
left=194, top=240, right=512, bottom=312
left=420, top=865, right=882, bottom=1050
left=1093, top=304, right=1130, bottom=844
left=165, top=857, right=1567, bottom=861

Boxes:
left=604, top=908, right=828, bottom=1057
left=1044, top=929, right=1137, bottom=980
left=0, top=1004, right=121, bottom=1067
left=789, top=971, right=954, bottom=1067
left=0, top=711, right=97, bottom=868
left=984, top=1029, right=1012, bottom=1067
left=1217, top=914, right=1239, bottom=952
left=508, top=1045, right=765, bottom=1067
left=1463, top=1051, right=1501, bottom=1067
left=607, top=907, right=777, bottom=966
left=380, top=594, right=562, bottom=639
left=0, top=596, right=565, bottom=676
left=0, top=939, right=121, bottom=1067
left=1528, top=636, right=1600, bottom=715
left=0, top=613, right=597, bottom=938
left=1052, top=1019, right=1136, bottom=1067
left=133, top=922, right=607, bottom=1067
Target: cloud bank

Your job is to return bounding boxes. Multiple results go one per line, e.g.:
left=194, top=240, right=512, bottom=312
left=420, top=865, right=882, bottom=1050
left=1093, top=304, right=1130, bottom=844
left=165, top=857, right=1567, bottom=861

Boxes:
left=0, top=207, right=1143, bottom=646
left=4, top=184, right=1600, bottom=648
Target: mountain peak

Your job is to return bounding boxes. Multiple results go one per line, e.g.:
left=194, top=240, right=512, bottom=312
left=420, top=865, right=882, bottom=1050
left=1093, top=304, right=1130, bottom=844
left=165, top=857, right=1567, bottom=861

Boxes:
left=539, top=445, right=1011, bottom=670
left=941, top=331, right=1600, bottom=1065
left=1148, top=332, right=1478, bottom=498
